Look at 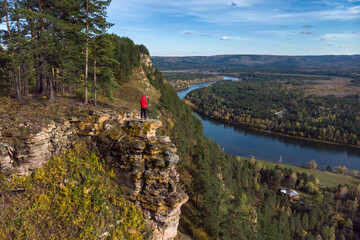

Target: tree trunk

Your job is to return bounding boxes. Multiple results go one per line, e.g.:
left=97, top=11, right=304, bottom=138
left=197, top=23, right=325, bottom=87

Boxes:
left=23, top=64, right=29, bottom=96
left=84, top=0, right=89, bottom=104
left=18, top=67, right=22, bottom=93
left=4, top=0, right=11, bottom=40
left=61, top=68, right=65, bottom=95
left=94, top=54, right=97, bottom=106
left=216, top=202, right=220, bottom=239
left=41, top=63, right=46, bottom=94
left=14, top=0, right=20, bottom=32
left=36, top=73, right=41, bottom=92
left=14, top=69, right=21, bottom=101
left=54, top=68, right=57, bottom=92
left=15, top=0, right=25, bottom=97
left=49, top=67, right=54, bottom=100
left=28, top=1, right=38, bottom=94
left=39, top=0, right=47, bottom=95
left=4, top=0, right=21, bottom=100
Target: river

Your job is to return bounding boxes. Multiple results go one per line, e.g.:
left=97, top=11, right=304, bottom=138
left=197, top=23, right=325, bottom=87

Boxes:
left=177, top=76, right=360, bottom=171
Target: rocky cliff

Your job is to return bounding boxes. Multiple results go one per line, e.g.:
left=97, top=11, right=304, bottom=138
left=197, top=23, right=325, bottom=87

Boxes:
left=0, top=109, right=188, bottom=240
left=141, top=53, right=153, bottom=69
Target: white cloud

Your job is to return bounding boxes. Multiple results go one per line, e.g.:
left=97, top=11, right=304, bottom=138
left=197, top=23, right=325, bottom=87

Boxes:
left=109, top=0, right=360, bottom=28
left=105, top=0, right=360, bottom=56
left=318, top=6, right=360, bottom=20
left=301, top=31, right=313, bottom=35
left=219, top=35, right=255, bottom=41
left=258, top=30, right=298, bottom=37
left=319, top=32, right=360, bottom=40
left=303, top=24, right=314, bottom=28
left=232, top=36, right=256, bottom=41
left=276, top=6, right=360, bottom=21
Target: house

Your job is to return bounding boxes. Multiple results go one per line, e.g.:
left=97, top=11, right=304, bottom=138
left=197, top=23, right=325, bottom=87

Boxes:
left=279, top=187, right=300, bottom=200
left=275, top=108, right=287, bottom=118
left=275, top=111, right=284, bottom=118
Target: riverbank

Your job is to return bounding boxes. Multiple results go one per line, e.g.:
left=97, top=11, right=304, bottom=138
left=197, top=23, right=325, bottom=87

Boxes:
left=178, top=79, right=360, bottom=172
left=189, top=105, right=360, bottom=150
left=169, top=76, right=224, bottom=91
left=240, top=156, right=360, bottom=188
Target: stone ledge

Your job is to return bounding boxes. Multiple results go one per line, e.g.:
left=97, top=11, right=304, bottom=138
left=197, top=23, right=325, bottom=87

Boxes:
left=0, top=109, right=187, bottom=240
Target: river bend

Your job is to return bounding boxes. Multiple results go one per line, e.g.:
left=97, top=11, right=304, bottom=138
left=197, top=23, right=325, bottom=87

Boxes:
left=177, top=77, right=360, bottom=171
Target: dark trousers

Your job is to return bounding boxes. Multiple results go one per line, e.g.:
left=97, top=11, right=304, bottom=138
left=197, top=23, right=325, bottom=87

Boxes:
left=141, top=108, right=147, bottom=119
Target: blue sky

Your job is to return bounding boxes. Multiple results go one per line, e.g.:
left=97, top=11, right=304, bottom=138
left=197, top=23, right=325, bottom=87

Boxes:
left=107, top=0, right=360, bottom=56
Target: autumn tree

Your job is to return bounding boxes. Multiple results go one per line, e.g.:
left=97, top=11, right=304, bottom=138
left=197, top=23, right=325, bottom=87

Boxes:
left=337, top=166, right=347, bottom=174
left=308, top=160, right=318, bottom=169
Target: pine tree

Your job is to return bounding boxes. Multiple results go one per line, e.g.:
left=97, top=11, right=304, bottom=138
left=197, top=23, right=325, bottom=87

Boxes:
left=3, top=0, right=21, bottom=100
left=91, top=34, right=119, bottom=103
left=81, top=0, right=112, bottom=103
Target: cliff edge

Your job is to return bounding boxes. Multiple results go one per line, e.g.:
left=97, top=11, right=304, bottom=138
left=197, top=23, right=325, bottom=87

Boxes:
left=0, top=109, right=188, bottom=240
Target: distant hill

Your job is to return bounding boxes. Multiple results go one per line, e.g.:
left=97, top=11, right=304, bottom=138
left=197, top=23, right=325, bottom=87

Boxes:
left=152, top=55, right=360, bottom=75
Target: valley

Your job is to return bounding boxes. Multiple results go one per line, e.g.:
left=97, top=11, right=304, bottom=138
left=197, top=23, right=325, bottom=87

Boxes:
left=1, top=0, right=360, bottom=239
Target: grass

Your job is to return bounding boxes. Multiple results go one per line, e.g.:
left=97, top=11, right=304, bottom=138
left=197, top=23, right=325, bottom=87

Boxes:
left=0, top=66, right=162, bottom=148
left=240, top=156, right=360, bottom=188
left=0, top=96, right=93, bottom=147
left=112, top=67, right=161, bottom=111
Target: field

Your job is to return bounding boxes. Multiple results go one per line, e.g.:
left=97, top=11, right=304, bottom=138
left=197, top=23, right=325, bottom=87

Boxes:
left=304, top=77, right=360, bottom=97
left=240, top=157, right=360, bottom=188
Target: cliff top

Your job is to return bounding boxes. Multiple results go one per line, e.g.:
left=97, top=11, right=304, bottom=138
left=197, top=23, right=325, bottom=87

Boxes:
left=0, top=60, right=161, bottom=148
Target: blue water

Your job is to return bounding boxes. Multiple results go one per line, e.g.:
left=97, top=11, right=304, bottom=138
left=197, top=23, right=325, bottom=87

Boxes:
left=177, top=82, right=216, bottom=99
left=178, top=76, right=360, bottom=171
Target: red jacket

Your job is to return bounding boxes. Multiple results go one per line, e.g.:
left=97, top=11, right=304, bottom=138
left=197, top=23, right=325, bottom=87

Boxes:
left=140, top=96, right=147, bottom=108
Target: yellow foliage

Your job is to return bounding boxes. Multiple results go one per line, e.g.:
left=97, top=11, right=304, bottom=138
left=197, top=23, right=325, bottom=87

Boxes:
left=193, top=228, right=210, bottom=240
left=0, top=142, right=150, bottom=239
left=305, top=182, right=319, bottom=193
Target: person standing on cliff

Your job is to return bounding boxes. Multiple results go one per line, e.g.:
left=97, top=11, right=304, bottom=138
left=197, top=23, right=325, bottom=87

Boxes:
left=139, top=95, right=148, bottom=119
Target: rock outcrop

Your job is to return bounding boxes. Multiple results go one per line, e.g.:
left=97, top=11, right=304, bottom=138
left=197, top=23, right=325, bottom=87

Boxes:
left=0, top=109, right=188, bottom=240
left=141, top=53, right=153, bottom=69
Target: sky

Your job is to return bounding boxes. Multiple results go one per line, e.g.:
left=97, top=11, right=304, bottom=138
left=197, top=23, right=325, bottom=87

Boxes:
left=106, top=0, right=360, bottom=56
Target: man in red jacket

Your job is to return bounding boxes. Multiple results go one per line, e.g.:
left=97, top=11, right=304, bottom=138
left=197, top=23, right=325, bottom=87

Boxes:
left=139, top=95, right=148, bottom=119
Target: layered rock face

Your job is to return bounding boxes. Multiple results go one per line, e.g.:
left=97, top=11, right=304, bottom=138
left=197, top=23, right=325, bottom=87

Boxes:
left=0, top=120, right=75, bottom=176
left=0, top=110, right=188, bottom=240
left=97, top=119, right=188, bottom=239
left=141, top=53, right=153, bottom=69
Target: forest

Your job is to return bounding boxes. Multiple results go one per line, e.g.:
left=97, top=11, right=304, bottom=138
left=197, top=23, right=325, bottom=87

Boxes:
left=152, top=55, right=360, bottom=77
left=0, top=0, right=149, bottom=103
left=150, top=71, right=360, bottom=239
left=0, top=1, right=360, bottom=239
left=186, top=80, right=360, bottom=147
left=162, top=72, right=222, bottom=91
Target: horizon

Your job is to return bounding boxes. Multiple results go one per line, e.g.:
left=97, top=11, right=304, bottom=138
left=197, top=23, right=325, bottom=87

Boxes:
left=107, top=0, right=360, bottom=57
left=151, top=53, right=360, bottom=58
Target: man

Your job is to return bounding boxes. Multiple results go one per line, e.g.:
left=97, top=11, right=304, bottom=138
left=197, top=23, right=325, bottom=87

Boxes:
left=139, top=95, right=148, bottom=119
